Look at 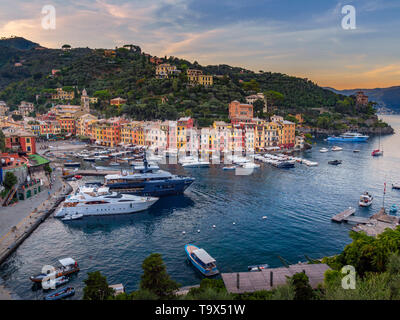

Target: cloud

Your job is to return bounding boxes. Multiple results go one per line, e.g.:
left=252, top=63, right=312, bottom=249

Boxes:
left=0, top=0, right=399, bottom=89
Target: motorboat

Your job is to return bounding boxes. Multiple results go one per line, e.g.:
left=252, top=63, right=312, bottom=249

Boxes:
left=371, top=149, right=383, bottom=157
left=61, top=213, right=84, bottom=221
left=55, top=186, right=158, bottom=217
left=303, top=160, right=319, bottom=167
left=331, top=146, right=343, bottom=151
left=30, top=258, right=79, bottom=283
left=393, top=183, right=400, bottom=190
left=328, top=160, right=342, bottom=165
left=44, top=286, right=75, bottom=300
left=274, top=160, right=295, bottom=168
left=240, top=162, right=260, bottom=169
left=182, top=160, right=210, bottom=168
left=390, top=204, right=398, bottom=214
left=109, top=162, right=120, bottom=166
left=327, top=132, right=369, bottom=142
left=185, top=244, right=219, bottom=276
left=222, top=166, right=236, bottom=170
left=248, top=264, right=269, bottom=272
left=64, top=162, right=81, bottom=168
left=353, top=150, right=361, bottom=153
left=359, top=192, right=373, bottom=207
left=319, top=148, right=329, bottom=153
left=42, top=276, right=70, bottom=290
left=83, top=157, right=96, bottom=162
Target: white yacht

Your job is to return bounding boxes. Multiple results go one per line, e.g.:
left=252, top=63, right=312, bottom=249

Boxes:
left=55, top=186, right=159, bottom=218
left=320, top=148, right=329, bottom=153
left=182, top=160, right=210, bottom=168
left=241, top=162, right=260, bottom=169
left=331, top=146, right=343, bottom=151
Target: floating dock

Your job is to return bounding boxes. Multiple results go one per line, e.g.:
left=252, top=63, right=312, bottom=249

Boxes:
left=343, top=216, right=370, bottom=224
left=331, top=207, right=356, bottom=223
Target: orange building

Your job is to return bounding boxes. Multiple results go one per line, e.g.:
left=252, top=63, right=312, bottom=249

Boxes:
left=3, top=127, right=36, bottom=154
left=110, top=97, right=127, bottom=106
left=229, top=101, right=253, bottom=124
left=58, top=116, right=76, bottom=135
left=40, top=121, right=61, bottom=136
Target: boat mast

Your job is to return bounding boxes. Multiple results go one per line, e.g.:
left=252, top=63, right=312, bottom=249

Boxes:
left=383, top=182, right=386, bottom=210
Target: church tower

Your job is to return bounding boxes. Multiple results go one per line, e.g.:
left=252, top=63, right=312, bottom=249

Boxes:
left=81, top=88, right=90, bottom=113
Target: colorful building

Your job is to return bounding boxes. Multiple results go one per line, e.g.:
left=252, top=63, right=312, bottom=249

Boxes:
left=58, top=116, right=76, bottom=135
left=187, top=69, right=213, bottom=86
left=18, top=101, right=34, bottom=116
left=156, top=63, right=181, bottom=79
left=110, top=97, right=127, bottom=107
left=277, top=120, right=296, bottom=148
left=3, top=127, right=36, bottom=154
left=229, top=101, right=254, bottom=124
left=51, top=88, right=75, bottom=100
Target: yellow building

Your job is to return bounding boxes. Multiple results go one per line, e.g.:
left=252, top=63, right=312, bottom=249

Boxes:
left=156, top=63, right=180, bottom=79
left=277, top=120, right=296, bottom=148
left=76, top=114, right=97, bottom=137
left=51, top=88, right=75, bottom=100
left=187, top=69, right=213, bottom=86
left=198, top=74, right=213, bottom=86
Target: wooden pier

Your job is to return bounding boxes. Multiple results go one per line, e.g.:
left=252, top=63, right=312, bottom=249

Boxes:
left=344, top=216, right=370, bottom=224
left=331, top=207, right=356, bottom=223
left=222, top=263, right=330, bottom=294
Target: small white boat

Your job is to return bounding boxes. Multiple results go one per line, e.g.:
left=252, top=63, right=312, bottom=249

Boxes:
left=182, top=161, right=210, bottom=168
left=241, top=162, right=260, bottom=169
left=393, top=183, right=400, bottom=190
left=320, top=148, right=329, bottom=153
left=331, top=146, right=343, bottom=151
left=109, top=162, right=120, bottom=166
left=61, top=213, right=84, bottom=221
left=359, top=192, right=373, bottom=207
left=304, top=161, right=319, bottom=167
left=223, top=166, right=236, bottom=170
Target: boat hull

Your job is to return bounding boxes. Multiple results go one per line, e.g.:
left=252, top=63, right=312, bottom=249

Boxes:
left=55, top=198, right=158, bottom=217
left=327, top=137, right=368, bottom=142
left=106, top=178, right=194, bottom=197
left=44, top=287, right=75, bottom=300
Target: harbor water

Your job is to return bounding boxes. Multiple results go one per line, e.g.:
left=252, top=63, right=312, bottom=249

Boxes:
left=0, top=115, right=399, bottom=300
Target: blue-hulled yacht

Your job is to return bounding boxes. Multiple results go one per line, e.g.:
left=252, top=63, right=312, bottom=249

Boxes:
left=104, top=157, right=194, bottom=197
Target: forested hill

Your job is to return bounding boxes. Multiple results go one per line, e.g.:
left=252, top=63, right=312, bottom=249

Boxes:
left=0, top=37, right=389, bottom=130
left=326, top=86, right=400, bottom=112
left=0, top=37, right=40, bottom=50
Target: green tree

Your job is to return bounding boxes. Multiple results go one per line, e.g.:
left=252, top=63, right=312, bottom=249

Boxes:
left=83, top=271, right=114, bottom=300
left=44, top=163, right=52, bottom=175
left=291, top=272, right=315, bottom=300
left=265, top=90, right=284, bottom=108
left=140, top=253, right=179, bottom=298
left=4, top=172, right=17, bottom=190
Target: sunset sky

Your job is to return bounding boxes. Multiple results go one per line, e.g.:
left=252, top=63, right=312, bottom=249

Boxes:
left=1, top=0, right=399, bottom=90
